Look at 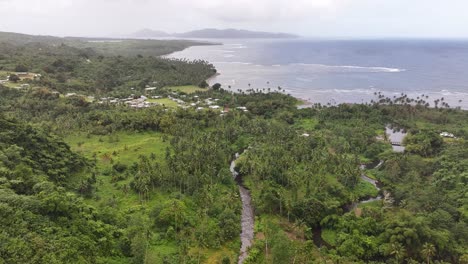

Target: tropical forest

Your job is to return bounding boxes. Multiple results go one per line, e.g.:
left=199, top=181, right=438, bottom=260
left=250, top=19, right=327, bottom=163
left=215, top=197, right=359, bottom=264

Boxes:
left=0, top=31, right=467, bottom=264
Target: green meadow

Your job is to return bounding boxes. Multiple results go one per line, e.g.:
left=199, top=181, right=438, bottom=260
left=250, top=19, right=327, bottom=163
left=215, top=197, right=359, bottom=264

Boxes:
left=167, top=85, right=207, bottom=94
left=147, top=97, right=179, bottom=107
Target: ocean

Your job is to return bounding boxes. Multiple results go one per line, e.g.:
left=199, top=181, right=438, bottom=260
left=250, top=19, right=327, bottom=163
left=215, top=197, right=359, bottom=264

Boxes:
left=168, top=38, right=468, bottom=108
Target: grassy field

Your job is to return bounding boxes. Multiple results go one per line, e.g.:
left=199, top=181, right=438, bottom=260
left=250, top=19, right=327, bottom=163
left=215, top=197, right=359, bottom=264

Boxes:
left=1, top=81, right=20, bottom=88
left=295, top=118, right=318, bottom=130
left=65, top=131, right=169, bottom=206
left=66, top=131, right=168, bottom=166
left=147, top=98, right=180, bottom=108
left=167, top=85, right=207, bottom=94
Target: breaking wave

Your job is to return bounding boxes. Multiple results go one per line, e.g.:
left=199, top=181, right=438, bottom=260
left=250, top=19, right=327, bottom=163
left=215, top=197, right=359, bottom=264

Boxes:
left=291, top=63, right=405, bottom=73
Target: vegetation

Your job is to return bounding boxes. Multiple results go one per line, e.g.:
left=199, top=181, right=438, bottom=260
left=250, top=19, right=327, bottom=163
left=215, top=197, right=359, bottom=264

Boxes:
left=0, top=33, right=467, bottom=263
left=0, top=32, right=216, bottom=97
left=167, top=85, right=208, bottom=94
left=0, top=31, right=213, bottom=56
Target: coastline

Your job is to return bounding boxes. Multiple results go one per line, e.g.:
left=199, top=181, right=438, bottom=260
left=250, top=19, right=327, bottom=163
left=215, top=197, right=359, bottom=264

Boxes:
left=296, top=98, right=313, bottom=108
left=165, top=38, right=468, bottom=110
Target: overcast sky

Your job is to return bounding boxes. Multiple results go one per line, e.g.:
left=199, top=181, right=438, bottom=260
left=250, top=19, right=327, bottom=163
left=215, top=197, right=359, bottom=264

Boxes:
left=1, top=0, right=467, bottom=38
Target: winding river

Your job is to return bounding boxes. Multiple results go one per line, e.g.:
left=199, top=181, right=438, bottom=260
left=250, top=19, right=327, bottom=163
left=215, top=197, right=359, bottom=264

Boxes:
left=350, top=167, right=383, bottom=209
left=230, top=127, right=405, bottom=257
left=230, top=153, right=254, bottom=264
left=352, top=127, right=406, bottom=208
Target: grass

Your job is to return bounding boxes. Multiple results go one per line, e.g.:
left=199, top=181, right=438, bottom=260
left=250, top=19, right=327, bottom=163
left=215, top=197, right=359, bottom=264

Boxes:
left=358, top=200, right=382, bottom=209
left=352, top=180, right=379, bottom=200
left=321, top=229, right=338, bottom=246
left=0, top=70, right=8, bottom=79
left=65, top=131, right=170, bottom=208
left=193, top=245, right=238, bottom=264
left=364, top=169, right=378, bottom=180
left=66, top=131, right=168, bottom=166
left=167, top=85, right=207, bottom=94
left=2, top=81, right=21, bottom=88
left=147, top=98, right=179, bottom=108
left=295, top=118, right=318, bottom=130
left=145, top=242, right=179, bottom=263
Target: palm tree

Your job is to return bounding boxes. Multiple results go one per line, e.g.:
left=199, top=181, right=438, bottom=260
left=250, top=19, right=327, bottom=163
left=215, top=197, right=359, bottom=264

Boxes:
left=293, top=219, right=308, bottom=240
left=390, top=242, right=406, bottom=264
left=421, top=243, right=436, bottom=264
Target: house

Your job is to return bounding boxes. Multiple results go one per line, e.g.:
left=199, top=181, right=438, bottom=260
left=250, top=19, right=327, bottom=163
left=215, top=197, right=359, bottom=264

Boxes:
left=440, top=132, right=455, bottom=138
left=144, top=87, right=157, bottom=94
left=209, top=105, right=221, bottom=109
left=16, top=72, right=29, bottom=77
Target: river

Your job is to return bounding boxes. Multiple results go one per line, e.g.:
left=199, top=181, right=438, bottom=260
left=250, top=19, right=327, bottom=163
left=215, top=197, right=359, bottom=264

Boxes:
left=386, top=126, right=408, bottom=152
left=230, top=127, right=406, bottom=256
left=351, top=127, right=407, bottom=207
left=230, top=153, right=254, bottom=264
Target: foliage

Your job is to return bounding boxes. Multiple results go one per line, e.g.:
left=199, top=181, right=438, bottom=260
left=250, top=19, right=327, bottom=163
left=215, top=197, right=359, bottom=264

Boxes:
left=0, top=34, right=467, bottom=263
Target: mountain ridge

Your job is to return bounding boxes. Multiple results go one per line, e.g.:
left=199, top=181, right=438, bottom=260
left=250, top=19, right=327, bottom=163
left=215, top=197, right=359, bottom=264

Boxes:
left=130, top=28, right=299, bottom=39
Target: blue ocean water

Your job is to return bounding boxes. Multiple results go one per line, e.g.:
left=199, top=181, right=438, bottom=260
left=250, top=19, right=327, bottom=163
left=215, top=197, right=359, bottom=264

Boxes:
left=168, top=39, right=468, bottom=108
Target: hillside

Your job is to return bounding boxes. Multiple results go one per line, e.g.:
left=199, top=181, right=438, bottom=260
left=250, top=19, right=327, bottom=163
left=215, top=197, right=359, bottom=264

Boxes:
left=0, top=31, right=212, bottom=57
left=0, top=31, right=66, bottom=46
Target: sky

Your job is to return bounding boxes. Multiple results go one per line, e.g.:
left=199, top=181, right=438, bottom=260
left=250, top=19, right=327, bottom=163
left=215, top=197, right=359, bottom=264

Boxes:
left=1, top=0, right=468, bottom=38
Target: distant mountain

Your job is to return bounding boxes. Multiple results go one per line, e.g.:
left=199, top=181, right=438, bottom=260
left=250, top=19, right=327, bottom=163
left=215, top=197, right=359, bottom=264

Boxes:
left=175, top=28, right=299, bottom=39
left=129, top=28, right=299, bottom=39
left=129, top=28, right=170, bottom=38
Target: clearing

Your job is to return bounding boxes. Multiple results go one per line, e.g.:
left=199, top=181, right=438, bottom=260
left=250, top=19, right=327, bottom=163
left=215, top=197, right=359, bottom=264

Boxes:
left=147, top=98, right=180, bottom=108
left=167, top=85, right=207, bottom=94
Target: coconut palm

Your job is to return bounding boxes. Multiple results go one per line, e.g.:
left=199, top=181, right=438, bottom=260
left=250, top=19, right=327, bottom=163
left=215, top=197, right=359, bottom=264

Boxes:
left=421, top=243, right=436, bottom=264
left=390, top=242, right=406, bottom=264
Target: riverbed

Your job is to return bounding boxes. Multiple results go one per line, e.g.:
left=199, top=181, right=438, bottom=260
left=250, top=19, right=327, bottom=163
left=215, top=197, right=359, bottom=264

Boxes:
left=230, top=153, right=254, bottom=264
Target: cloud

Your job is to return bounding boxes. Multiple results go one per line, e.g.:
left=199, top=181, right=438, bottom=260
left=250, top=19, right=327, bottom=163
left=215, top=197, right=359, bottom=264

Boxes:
left=177, top=0, right=345, bottom=22
left=0, top=0, right=467, bottom=38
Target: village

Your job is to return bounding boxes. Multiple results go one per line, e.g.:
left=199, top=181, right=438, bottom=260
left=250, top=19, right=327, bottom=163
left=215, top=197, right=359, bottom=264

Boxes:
left=0, top=70, right=250, bottom=114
